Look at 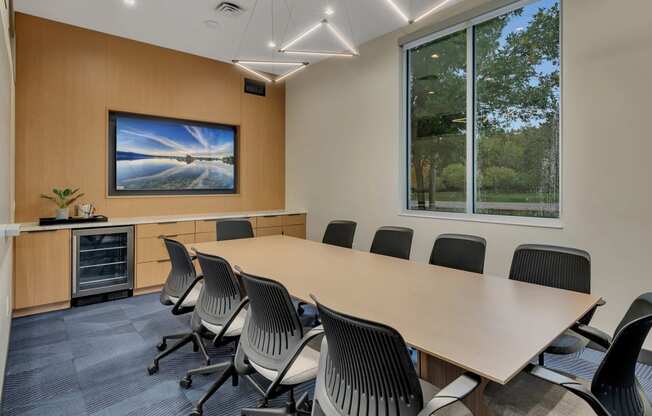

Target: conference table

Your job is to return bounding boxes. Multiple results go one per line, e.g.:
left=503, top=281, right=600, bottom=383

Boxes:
left=189, top=235, right=601, bottom=416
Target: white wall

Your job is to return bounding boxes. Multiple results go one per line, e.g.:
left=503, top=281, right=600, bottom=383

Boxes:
left=0, top=1, right=15, bottom=396
left=286, top=0, right=652, bottom=348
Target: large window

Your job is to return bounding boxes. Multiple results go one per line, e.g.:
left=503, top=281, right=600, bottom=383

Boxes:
left=406, top=0, right=560, bottom=219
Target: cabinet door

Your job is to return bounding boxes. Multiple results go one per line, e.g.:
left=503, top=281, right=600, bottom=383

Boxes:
left=14, top=230, right=71, bottom=310
left=256, top=226, right=283, bottom=237
left=283, top=224, right=306, bottom=239
left=136, top=233, right=195, bottom=263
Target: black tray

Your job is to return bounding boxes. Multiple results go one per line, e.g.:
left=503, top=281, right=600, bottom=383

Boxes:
left=39, top=215, right=109, bottom=226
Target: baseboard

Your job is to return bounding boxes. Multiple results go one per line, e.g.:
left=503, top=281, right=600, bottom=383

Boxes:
left=133, top=285, right=163, bottom=296
left=12, top=301, right=70, bottom=317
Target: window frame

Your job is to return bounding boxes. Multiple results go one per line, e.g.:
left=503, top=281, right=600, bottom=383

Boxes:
left=400, top=0, right=563, bottom=229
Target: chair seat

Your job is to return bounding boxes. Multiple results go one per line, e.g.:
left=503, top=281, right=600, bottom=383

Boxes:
left=484, top=372, right=596, bottom=416
left=250, top=345, right=321, bottom=385
left=545, top=329, right=589, bottom=355
left=168, top=281, right=203, bottom=308
left=201, top=308, right=247, bottom=337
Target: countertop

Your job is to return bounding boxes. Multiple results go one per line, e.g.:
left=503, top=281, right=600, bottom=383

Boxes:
left=17, top=209, right=307, bottom=233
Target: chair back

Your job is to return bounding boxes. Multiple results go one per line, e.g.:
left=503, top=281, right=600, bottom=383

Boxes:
left=161, top=238, right=197, bottom=300
left=509, top=244, right=591, bottom=293
left=194, top=251, right=244, bottom=327
left=216, top=219, right=254, bottom=241
left=370, top=226, right=414, bottom=260
left=239, top=272, right=304, bottom=371
left=430, top=234, right=487, bottom=274
left=313, top=298, right=424, bottom=416
left=322, top=220, right=357, bottom=249
left=591, top=294, right=652, bottom=415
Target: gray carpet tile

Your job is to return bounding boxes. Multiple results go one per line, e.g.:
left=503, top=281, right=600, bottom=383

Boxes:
left=2, top=293, right=651, bottom=415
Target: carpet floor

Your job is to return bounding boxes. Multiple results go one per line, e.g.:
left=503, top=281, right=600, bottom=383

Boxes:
left=2, top=293, right=651, bottom=415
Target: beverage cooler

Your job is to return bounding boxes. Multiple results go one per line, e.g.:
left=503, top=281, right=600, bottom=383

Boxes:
left=72, top=226, right=134, bottom=301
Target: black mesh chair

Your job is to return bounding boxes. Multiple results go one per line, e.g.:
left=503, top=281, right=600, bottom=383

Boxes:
left=217, top=219, right=255, bottom=241
left=370, top=226, right=414, bottom=260
left=151, top=238, right=203, bottom=357
left=429, top=234, right=487, bottom=274
left=509, top=244, right=604, bottom=365
left=312, top=297, right=479, bottom=416
left=322, top=220, right=357, bottom=248
left=485, top=293, right=652, bottom=416
left=147, top=250, right=247, bottom=375
left=186, top=271, right=324, bottom=416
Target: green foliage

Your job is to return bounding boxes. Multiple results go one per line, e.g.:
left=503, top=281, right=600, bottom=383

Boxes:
left=40, top=188, right=85, bottom=209
left=479, top=166, right=517, bottom=191
left=441, top=163, right=466, bottom=191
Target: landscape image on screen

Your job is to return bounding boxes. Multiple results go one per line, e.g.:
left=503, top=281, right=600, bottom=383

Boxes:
left=115, top=115, right=236, bottom=192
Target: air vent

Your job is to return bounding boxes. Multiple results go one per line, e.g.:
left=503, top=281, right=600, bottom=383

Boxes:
left=215, top=2, right=245, bottom=17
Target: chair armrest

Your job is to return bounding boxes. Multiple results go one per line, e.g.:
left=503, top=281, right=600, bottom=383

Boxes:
left=171, top=275, right=203, bottom=315
left=597, top=298, right=606, bottom=307
left=417, top=373, right=480, bottom=416
left=190, top=254, right=197, bottom=261
left=571, top=323, right=612, bottom=350
left=528, top=364, right=611, bottom=416
left=212, top=297, right=250, bottom=345
left=265, top=326, right=325, bottom=396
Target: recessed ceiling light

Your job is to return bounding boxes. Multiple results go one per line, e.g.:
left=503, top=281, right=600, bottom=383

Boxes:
left=123, top=0, right=136, bottom=7
left=325, top=7, right=334, bottom=16
left=268, top=41, right=277, bottom=48
left=431, top=53, right=439, bottom=59
left=204, top=20, right=219, bottom=30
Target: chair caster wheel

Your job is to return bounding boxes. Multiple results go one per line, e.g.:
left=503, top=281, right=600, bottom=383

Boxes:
left=147, top=363, right=159, bottom=375
left=180, top=376, right=192, bottom=389
left=189, top=408, right=202, bottom=416
left=156, top=342, right=167, bottom=351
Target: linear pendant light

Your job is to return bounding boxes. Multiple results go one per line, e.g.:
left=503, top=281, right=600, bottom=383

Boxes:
left=233, top=60, right=308, bottom=83
left=384, top=0, right=456, bottom=24
left=279, top=19, right=358, bottom=57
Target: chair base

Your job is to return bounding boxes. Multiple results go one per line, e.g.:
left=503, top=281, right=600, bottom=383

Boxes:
left=241, top=391, right=311, bottom=416
left=147, top=331, right=210, bottom=375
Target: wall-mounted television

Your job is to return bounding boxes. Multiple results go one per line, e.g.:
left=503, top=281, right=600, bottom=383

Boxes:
left=108, top=111, right=237, bottom=196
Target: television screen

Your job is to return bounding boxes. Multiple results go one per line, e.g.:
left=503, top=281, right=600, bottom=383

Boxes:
left=108, top=112, right=237, bottom=196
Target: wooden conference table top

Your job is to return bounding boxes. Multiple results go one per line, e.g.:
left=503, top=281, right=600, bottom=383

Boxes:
left=189, top=235, right=601, bottom=385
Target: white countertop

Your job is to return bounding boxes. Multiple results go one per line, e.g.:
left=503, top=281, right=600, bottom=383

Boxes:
left=17, top=209, right=307, bottom=233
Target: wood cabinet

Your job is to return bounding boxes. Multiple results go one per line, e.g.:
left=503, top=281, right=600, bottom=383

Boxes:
left=14, top=229, right=72, bottom=315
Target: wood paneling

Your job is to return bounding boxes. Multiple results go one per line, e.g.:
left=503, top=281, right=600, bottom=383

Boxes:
left=256, top=226, right=283, bottom=236
left=136, top=221, right=196, bottom=239
left=14, top=230, right=71, bottom=310
left=14, top=13, right=285, bottom=222
left=137, top=233, right=195, bottom=263
left=282, top=224, right=306, bottom=239
left=257, top=215, right=283, bottom=228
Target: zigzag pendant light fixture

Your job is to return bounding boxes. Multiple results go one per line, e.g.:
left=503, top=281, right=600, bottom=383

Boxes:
left=231, top=0, right=310, bottom=83
left=278, top=18, right=358, bottom=58
left=383, top=0, right=456, bottom=24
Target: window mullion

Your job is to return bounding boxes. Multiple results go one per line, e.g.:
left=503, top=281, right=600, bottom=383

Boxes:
left=465, top=26, right=475, bottom=214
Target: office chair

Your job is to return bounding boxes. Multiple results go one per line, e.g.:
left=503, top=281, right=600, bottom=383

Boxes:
left=429, top=234, right=487, bottom=274
left=147, top=250, right=247, bottom=375
left=485, top=292, right=652, bottom=416
left=152, top=238, right=203, bottom=354
left=509, top=244, right=604, bottom=365
left=185, top=271, right=324, bottom=416
left=322, top=220, right=357, bottom=248
left=217, top=218, right=255, bottom=241
left=370, top=226, right=414, bottom=260
left=312, top=296, right=479, bottom=416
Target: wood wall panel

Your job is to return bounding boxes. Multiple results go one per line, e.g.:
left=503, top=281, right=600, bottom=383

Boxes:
left=15, top=13, right=285, bottom=222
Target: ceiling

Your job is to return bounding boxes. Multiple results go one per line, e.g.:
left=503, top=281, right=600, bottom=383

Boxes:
left=15, top=0, right=458, bottom=75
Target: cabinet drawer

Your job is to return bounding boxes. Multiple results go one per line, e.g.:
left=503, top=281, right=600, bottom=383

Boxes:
left=137, top=233, right=195, bottom=263
left=14, top=230, right=71, bottom=310
left=282, top=214, right=306, bottom=226
left=136, top=221, right=196, bottom=238
left=283, top=224, right=306, bottom=239
left=195, top=231, right=216, bottom=243
left=136, top=260, right=171, bottom=289
left=257, top=215, right=283, bottom=228
left=256, top=226, right=283, bottom=237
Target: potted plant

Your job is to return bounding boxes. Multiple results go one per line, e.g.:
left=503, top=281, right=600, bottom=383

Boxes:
left=40, top=188, right=85, bottom=220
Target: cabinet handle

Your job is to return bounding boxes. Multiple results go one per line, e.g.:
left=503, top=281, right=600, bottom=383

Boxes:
left=28, top=229, right=59, bottom=233
left=158, top=234, right=179, bottom=239
left=159, top=221, right=178, bottom=225
left=157, top=259, right=171, bottom=263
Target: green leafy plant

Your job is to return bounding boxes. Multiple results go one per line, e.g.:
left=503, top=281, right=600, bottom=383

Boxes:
left=40, top=188, right=85, bottom=209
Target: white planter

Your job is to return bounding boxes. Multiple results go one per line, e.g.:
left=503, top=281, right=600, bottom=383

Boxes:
left=56, top=208, right=69, bottom=220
